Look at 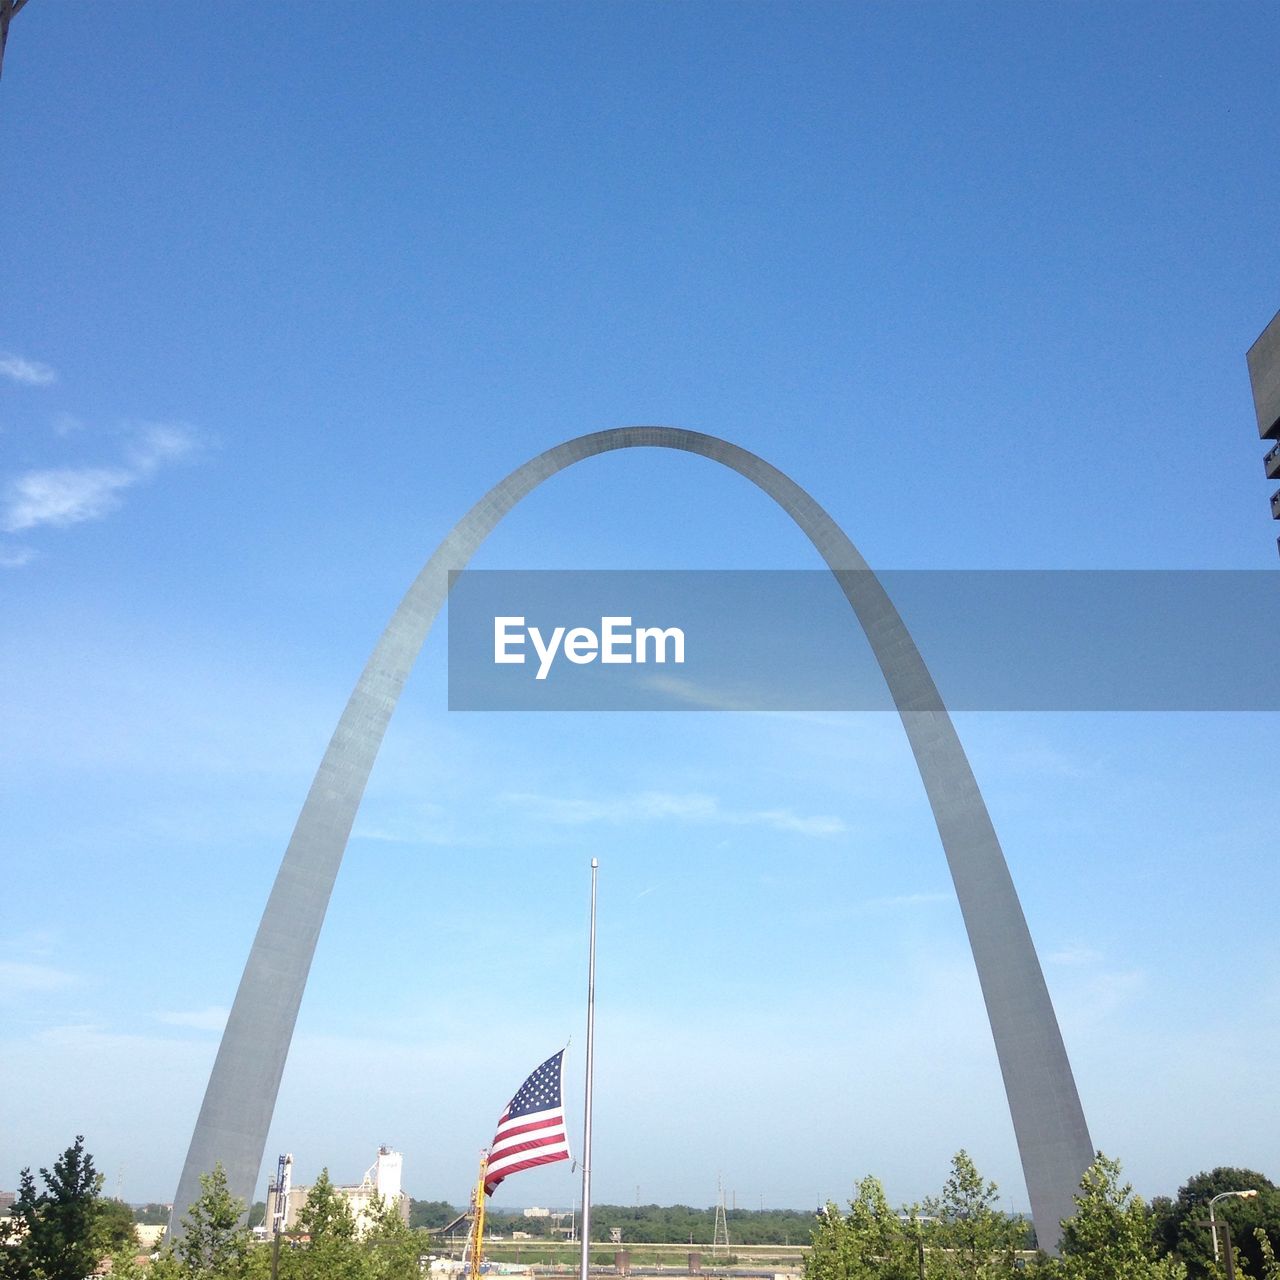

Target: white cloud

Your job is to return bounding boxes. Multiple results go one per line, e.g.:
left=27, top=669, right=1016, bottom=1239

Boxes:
left=126, top=422, right=201, bottom=474
left=2, top=466, right=135, bottom=533
left=644, top=674, right=757, bottom=711
left=0, top=960, right=78, bottom=997
left=156, top=1006, right=229, bottom=1032
left=1, top=422, right=203, bottom=535
left=502, top=789, right=846, bottom=836
left=0, top=353, right=57, bottom=386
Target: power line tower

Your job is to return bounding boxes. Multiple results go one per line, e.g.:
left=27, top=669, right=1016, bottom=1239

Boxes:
left=712, top=1177, right=730, bottom=1257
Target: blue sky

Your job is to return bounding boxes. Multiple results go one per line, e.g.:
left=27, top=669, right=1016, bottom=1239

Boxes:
left=2, top=1, right=1278, bottom=1217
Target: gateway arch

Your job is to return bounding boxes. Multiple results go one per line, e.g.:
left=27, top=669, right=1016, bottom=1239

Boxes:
left=171, top=427, right=1093, bottom=1250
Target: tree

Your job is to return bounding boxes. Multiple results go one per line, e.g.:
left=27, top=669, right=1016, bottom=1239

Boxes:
left=285, top=1171, right=363, bottom=1280
left=362, top=1195, right=423, bottom=1280
left=133, top=1204, right=174, bottom=1227
left=1152, top=1169, right=1279, bottom=1280
left=1255, top=1229, right=1280, bottom=1280
left=171, top=1164, right=252, bottom=1280
left=2, top=1136, right=106, bottom=1280
left=1056, top=1153, right=1185, bottom=1280
left=804, top=1178, right=917, bottom=1280
left=96, top=1199, right=139, bottom=1254
left=295, top=1170, right=356, bottom=1245
left=922, top=1150, right=1020, bottom=1278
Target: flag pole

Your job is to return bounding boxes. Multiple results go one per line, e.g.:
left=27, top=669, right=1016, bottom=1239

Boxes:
left=578, top=858, right=598, bottom=1280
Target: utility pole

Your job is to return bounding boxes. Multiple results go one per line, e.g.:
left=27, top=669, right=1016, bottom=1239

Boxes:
left=0, top=0, right=30, bottom=82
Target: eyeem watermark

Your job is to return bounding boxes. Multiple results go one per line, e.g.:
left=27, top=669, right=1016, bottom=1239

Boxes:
left=494, top=615, right=686, bottom=680
left=448, top=568, right=1280, bottom=711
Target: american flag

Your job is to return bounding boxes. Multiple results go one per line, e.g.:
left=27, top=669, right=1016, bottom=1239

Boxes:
left=484, top=1049, right=571, bottom=1195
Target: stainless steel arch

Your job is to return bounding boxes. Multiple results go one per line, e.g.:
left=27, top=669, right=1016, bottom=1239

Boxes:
left=170, top=427, right=1092, bottom=1249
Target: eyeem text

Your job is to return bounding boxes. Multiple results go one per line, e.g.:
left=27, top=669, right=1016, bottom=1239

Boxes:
left=493, top=616, right=686, bottom=680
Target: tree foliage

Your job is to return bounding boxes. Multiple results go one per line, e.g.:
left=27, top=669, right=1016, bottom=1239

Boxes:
left=804, top=1178, right=918, bottom=1280
left=407, top=1200, right=457, bottom=1232
left=96, top=1199, right=139, bottom=1253
left=133, top=1203, right=173, bottom=1227
left=466, top=1201, right=820, bottom=1245
left=171, top=1164, right=253, bottom=1280
left=1152, top=1169, right=1279, bottom=1280
left=146, top=1169, right=425, bottom=1280
left=275, top=1173, right=423, bottom=1280
left=922, top=1150, right=1023, bottom=1278
left=360, top=1195, right=422, bottom=1280
left=2, top=1136, right=109, bottom=1280
left=276, top=1170, right=358, bottom=1280
left=1055, top=1153, right=1185, bottom=1280
left=804, top=1153, right=1026, bottom=1280
left=1255, top=1228, right=1280, bottom=1280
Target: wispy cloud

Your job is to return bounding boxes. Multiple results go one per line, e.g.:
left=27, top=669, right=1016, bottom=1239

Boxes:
left=0, top=960, right=79, bottom=997
left=2, top=466, right=135, bottom=533
left=644, top=674, right=757, bottom=711
left=0, top=542, right=38, bottom=568
left=0, top=352, right=57, bottom=386
left=503, top=789, right=846, bottom=836
left=156, top=1006, right=228, bottom=1032
left=864, top=891, right=951, bottom=909
left=126, top=422, right=201, bottom=474
left=0, top=422, right=203, bottom=540
left=1047, top=945, right=1104, bottom=967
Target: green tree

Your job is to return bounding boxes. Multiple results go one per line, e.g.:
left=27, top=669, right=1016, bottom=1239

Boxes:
left=295, top=1170, right=356, bottom=1245
left=1255, top=1228, right=1280, bottom=1280
left=96, top=1199, right=139, bottom=1254
left=804, top=1177, right=917, bottom=1280
left=407, top=1201, right=458, bottom=1232
left=106, top=1244, right=153, bottom=1280
left=1056, top=1153, right=1185, bottom=1280
left=2, top=1136, right=105, bottom=1280
left=133, top=1204, right=173, bottom=1227
left=1152, top=1169, right=1279, bottom=1280
left=922, top=1150, right=1020, bottom=1278
left=362, top=1196, right=424, bottom=1280
left=284, top=1171, right=363, bottom=1280
left=172, top=1164, right=252, bottom=1280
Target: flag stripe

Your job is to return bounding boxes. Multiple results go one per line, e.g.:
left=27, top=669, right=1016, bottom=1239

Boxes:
left=485, top=1150, right=568, bottom=1191
left=489, top=1134, right=568, bottom=1167
left=493, top=1110, right=562, bottom=1140
left=492, top=1117, right=564, bottom=1145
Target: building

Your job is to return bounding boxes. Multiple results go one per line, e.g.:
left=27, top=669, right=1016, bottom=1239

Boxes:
left=266, top=1147, right=410, bottom=1237
left=1246, top=308, right=1280, bottom=557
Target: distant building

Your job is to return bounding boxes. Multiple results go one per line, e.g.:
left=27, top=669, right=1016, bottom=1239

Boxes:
left=522, top=1207, right=551, bottom=1219
left=136, top=1225, right=167, bottom=1251
left=267, top=1147, right=410, bottom=1237
left=1246, top=308, right=1280, bottom=558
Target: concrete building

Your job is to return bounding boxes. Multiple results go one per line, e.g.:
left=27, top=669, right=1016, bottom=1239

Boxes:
left=267, top=1147, right=409, bottom=1237
left=1247, top=308, right=1280, bottom=557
